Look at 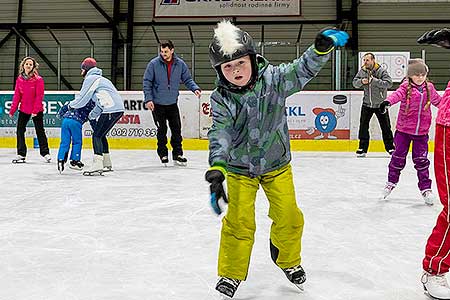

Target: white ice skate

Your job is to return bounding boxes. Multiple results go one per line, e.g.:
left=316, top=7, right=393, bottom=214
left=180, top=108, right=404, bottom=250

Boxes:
left=103, top=153, right=113, bottom=172
left=12, top=155, right=26, bottom=164
left=422, top=272, right=450, bottom=300
left=382, top=182, right=396, bottom=199
left=83, top=155, right=104, bottom=176
left=43, top=154, right=51, bottom=163
left=174, top=155, right=187, bottom=167
left=422, top=189, right=435, bottom=206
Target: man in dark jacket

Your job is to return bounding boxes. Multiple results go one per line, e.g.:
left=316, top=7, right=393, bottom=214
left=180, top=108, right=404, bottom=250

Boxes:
left=143, top=40, right=201, bottom=166
left=353, top=52, right=395, bottom=157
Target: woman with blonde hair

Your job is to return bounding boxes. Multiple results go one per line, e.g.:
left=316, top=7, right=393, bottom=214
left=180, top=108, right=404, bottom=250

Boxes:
left=9, top=56, right=51, bottom=163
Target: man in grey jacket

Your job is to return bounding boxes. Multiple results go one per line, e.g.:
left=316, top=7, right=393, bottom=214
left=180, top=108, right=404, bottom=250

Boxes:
left=353, top=52, right=395, bottom=157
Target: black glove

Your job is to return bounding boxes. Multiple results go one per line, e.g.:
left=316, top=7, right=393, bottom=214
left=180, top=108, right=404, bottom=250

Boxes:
left=314, top=28, right=349, bottom=55
left=57, top=104, right=69, bottom=120
left=379, top=100, right=391, bottom=114
left=417, top=28, right=450, bottom=49
left=205, top=169, right=228, bottom=215
left=89, top=119, right=97, bottom=131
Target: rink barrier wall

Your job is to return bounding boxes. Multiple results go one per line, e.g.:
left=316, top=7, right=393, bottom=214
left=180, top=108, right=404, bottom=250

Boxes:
left=0, top=90, right=442, bottom=152
left=0, top=137, right=436, bottom=153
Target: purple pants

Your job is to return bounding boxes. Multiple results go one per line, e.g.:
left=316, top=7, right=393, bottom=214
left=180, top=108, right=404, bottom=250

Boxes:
left=388, top=130, right=431, bottom=191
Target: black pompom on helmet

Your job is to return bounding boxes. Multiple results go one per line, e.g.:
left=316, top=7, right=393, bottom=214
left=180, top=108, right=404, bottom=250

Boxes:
left=208, top=21, right=259, bottom=92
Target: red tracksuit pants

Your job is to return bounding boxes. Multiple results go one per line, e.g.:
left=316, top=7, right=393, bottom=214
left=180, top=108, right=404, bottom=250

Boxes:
left=423, top=124, right=450, bottom=274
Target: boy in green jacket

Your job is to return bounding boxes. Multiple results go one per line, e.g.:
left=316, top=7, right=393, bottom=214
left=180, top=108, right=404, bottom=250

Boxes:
left=204, top=20, right=349, bottom=298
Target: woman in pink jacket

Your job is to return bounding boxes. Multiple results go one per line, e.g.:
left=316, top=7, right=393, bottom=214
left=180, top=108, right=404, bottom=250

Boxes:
left=9, top=57, right=50, bottom=163
left=380, top=59, right=442, bottom=203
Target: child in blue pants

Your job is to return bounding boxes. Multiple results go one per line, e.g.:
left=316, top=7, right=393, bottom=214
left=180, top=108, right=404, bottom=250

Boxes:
left=57, top=100, right=95, bottom=173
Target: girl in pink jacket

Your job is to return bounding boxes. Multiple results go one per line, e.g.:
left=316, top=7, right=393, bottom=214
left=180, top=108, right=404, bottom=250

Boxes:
left=9, top=56, right=50, bottom=163
left=381, top=59, right=442, bottom=203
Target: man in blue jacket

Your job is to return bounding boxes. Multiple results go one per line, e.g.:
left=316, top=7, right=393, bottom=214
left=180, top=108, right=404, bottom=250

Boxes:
left=143, top=40, right=201, bottom=166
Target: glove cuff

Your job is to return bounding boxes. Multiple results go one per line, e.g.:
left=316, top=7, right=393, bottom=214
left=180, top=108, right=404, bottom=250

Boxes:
left=209, top=165, right=227, bottom=177
left=314, top=46, right=334, bottom=56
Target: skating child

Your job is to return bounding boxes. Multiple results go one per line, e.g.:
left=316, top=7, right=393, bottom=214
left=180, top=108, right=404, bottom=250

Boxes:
left=204, top=20, right=348, bottom=298
left=56, top=99, right=95, bottom=173
left=417, top=28, right=450, bottom=300
left=380, top=59, right=442, bottom=204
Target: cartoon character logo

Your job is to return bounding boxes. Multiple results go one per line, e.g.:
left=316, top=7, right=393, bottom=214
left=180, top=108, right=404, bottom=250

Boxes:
left=311, top=108, right=338, bottom=139
left=306, top=95, right=347, bottom=140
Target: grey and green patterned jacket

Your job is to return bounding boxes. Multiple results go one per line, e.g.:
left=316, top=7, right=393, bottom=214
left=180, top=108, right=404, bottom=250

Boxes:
left=208, top=46, right=330, bottom=177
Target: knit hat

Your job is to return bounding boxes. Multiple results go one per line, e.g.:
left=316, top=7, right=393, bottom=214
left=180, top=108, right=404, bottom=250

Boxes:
left=407, top=59, right=429, bottom=77
left=81, top=57, right=97, bottom=72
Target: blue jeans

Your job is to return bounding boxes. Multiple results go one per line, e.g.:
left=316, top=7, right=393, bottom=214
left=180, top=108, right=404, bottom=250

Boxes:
left=92, top=112, right=123, bottom=155
left=58, top=118, right=82, bottom=161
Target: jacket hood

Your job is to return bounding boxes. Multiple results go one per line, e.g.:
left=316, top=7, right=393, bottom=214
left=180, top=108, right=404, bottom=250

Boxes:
left=362, top=62, right=380, bottom=72
left=86, top=67, right=102, bottom=77
left=216, top=54, right=269, bottom=92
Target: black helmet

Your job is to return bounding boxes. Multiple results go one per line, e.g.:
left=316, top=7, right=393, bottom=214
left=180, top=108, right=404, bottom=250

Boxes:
left=208, top=21, right=259, bottom=92
left=208, top=26, right=257, bottom=68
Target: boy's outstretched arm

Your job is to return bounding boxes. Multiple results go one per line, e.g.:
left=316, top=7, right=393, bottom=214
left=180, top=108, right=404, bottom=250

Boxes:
left=418, top=29, right=450, bottom=49
left=274, top=28, right=349, bottom=98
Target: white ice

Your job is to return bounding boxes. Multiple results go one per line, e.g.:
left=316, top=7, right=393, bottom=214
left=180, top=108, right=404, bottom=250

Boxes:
left=1, top=149, right=440, bottom=300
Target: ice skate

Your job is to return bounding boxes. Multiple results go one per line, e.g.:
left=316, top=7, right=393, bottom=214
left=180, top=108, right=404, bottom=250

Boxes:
left=215, top=277, right=241, bottom=299
left=43, top=154, right=51, bottom=163
left=57, top=160, right=65, bottom=174
left=174, top=155, right=187, bottom=166
left=422, top=272, right=450, bottom=300
left=282, top=264, right=306, bottom=291
left=160, top=156, right=169, bottom=167
left=356, top=149, right=366, bottom=158
left=83, top=155, right=104, bottom=176
left=103, top=153, right=113, bottom=172
left=69, top=160, right=84, bottom=171
left=12, top=155, right=26, bottom=164
left=382, top=182, right=396, bottom=199
left=422, top=189, right=435, bottom=206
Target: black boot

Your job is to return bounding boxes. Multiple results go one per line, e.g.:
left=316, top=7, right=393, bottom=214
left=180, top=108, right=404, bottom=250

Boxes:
left=282, top=265, right=306, bottom=290
left=57, top=160, right=65, bottom=173
left=215, top=277, right=241, bottom=298
left=69, top=160, right=84, bottom=170
left=173, top=155, right=187, bottom=166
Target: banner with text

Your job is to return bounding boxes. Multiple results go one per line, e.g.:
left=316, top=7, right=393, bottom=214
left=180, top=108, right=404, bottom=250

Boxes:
left=0, top=91, right=200, bottom=139
left=154, top=0, right=301, bottom=17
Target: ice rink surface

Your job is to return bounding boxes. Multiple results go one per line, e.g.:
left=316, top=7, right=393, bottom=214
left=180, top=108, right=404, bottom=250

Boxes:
left=1, top=148, right=441, bottom=300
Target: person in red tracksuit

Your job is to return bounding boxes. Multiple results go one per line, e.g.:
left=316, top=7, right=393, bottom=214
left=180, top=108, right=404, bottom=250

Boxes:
left=421, top=80, right=450, bottom=299
left=418, top=28, right=450, bottom=300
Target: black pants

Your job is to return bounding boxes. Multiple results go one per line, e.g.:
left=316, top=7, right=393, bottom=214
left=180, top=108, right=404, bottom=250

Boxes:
left=152, top=103, right=183, bottom=159
left=16, top=111, right=49, bottom=157
left=358, top=105, right=395, bottom=152
left=92, top=112, right=123, bottom=155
